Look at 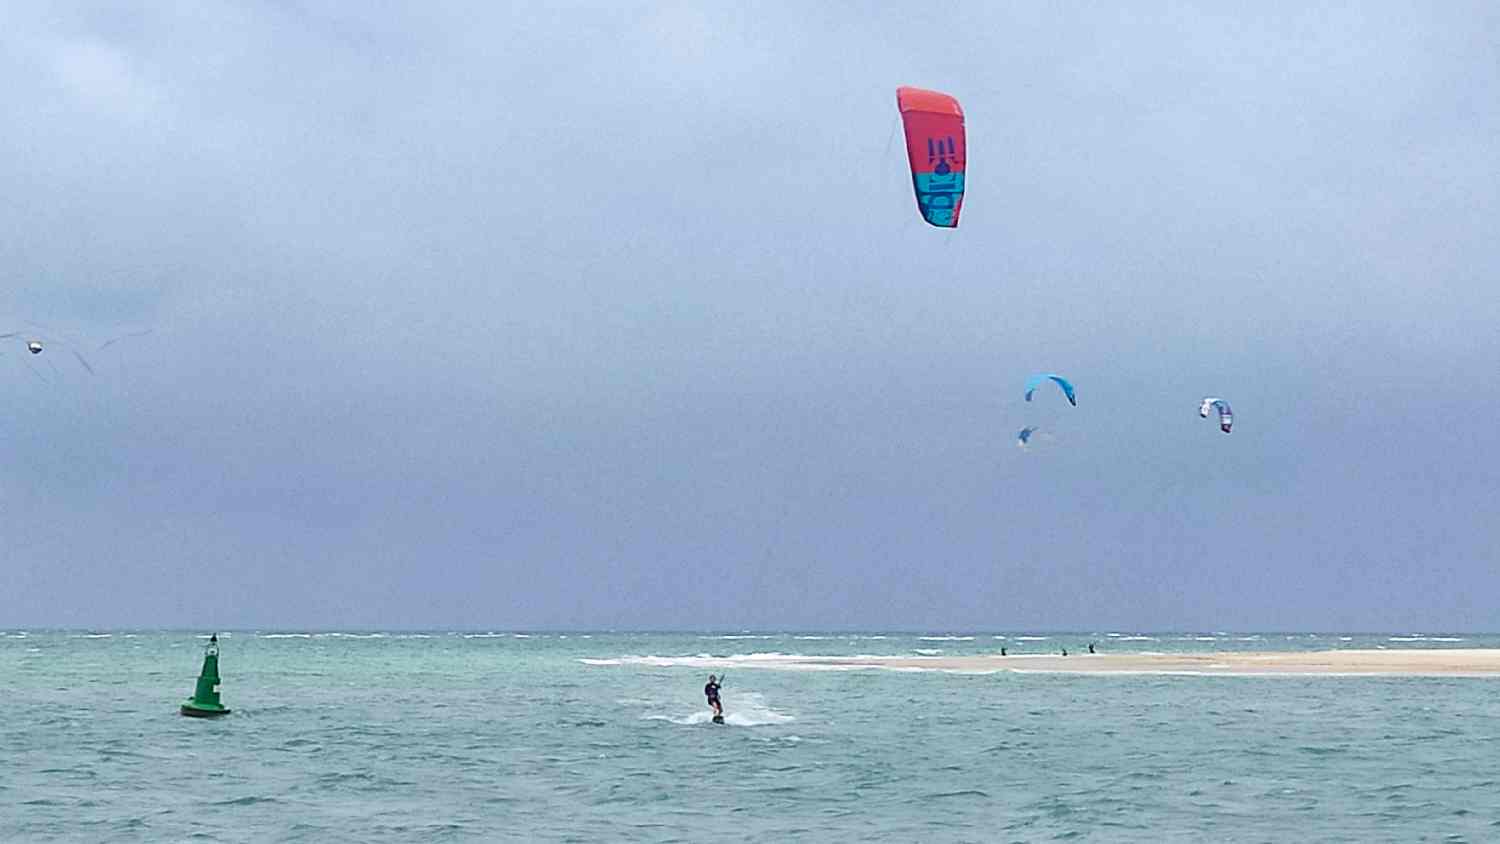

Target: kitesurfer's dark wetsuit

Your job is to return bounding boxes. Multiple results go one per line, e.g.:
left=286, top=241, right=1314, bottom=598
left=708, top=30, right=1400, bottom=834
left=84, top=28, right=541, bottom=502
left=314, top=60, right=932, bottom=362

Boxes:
left=704, top=681, right=722, bottom=714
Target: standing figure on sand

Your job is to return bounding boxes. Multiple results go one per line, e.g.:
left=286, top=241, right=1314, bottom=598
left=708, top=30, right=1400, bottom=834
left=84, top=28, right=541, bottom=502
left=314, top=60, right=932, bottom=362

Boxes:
left=705, top=674, right=724, bottom=724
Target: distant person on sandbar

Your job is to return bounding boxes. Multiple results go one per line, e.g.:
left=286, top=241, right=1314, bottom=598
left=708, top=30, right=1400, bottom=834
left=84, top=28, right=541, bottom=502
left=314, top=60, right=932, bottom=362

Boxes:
left=1000, top=646, right=1007, bottom=656
left=704, top=674, right=723, bottom=721
left=1088, top=642, right=1096, bottom=654
left=1061, top=647, right=1069, bottom=656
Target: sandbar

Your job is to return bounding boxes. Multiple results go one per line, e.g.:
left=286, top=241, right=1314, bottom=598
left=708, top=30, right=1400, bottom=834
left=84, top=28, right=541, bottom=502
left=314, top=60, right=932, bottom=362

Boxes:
left=624, top=649, right=1500, bottom=677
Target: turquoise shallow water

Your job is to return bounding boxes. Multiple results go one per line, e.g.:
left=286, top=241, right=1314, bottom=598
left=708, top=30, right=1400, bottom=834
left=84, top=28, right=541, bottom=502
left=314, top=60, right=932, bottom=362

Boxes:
left=5, top=631, right=1500, bottom=842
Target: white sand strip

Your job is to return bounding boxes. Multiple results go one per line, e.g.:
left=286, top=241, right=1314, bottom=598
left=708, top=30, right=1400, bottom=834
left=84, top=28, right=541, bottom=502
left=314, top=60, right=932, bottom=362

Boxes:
left=588, top=650, right=1500, bottom=676
left=769, top=649, right=1500, bottom=676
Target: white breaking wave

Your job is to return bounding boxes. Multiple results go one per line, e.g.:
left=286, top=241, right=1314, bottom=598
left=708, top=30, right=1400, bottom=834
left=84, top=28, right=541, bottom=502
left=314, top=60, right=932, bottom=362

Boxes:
left=582, top=653, right=862, bottom=672
left=580, top=653, right=796, bottom=668
left=580, top=652, right=1012, bottom=674
left=919, top=636, right=975, bottom=641
left=261, top=633, right=313, bottom=639
left=912, top=649, right=944, bottom=656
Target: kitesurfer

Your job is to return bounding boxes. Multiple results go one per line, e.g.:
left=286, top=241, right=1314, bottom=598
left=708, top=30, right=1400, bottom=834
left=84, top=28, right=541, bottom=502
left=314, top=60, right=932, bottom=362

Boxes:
left=704, top=674, right=723, bottom=720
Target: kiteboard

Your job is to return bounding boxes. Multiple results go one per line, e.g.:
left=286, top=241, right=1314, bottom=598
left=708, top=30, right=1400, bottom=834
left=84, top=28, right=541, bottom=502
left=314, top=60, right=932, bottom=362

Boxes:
left=712, top=714, right=725, bottom=725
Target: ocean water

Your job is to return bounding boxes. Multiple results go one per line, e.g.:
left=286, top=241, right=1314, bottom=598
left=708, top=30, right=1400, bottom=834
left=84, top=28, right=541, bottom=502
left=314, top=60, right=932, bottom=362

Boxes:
left=5, top=631, right=1500, bottom=842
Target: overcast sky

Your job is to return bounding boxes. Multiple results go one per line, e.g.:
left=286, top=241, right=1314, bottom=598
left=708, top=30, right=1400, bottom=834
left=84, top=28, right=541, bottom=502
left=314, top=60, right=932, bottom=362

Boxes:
left=2, top=2, right=1497, bottom=630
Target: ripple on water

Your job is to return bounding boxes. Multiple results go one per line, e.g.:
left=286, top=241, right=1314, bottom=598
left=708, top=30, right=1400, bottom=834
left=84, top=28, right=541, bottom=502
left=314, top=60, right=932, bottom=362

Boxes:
left=213, top=795, right=281, bottom=807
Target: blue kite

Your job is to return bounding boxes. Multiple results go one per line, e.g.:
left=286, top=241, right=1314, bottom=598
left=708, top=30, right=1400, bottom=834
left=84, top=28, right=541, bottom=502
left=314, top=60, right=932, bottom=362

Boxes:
left=1023, top=373, right=1076, bottom=406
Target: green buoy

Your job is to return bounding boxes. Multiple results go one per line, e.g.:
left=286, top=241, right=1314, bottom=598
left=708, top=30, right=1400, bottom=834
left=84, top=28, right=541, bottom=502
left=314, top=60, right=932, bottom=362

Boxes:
left=180, top=633, right=231, bottom=717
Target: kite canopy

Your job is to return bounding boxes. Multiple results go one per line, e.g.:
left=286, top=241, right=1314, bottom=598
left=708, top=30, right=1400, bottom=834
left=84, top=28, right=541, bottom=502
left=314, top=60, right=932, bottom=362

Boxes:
left=1024, top=374, right=1076, bottom=406
left=1017, top=426, right=1038, bottom=446
left=896, top=86, right=966, bottom=228
left=1200, top=397, right=1233, bottom=434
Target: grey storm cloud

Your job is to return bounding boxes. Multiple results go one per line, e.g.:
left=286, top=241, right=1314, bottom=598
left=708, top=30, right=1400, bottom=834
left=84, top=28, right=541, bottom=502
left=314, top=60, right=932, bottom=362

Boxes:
left=1, top=2, right=1497, bottom=630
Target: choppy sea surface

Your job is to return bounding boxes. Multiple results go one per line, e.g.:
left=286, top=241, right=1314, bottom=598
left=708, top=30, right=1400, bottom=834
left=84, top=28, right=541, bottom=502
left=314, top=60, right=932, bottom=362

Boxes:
left=5, top=630, right=1500, bottom=842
